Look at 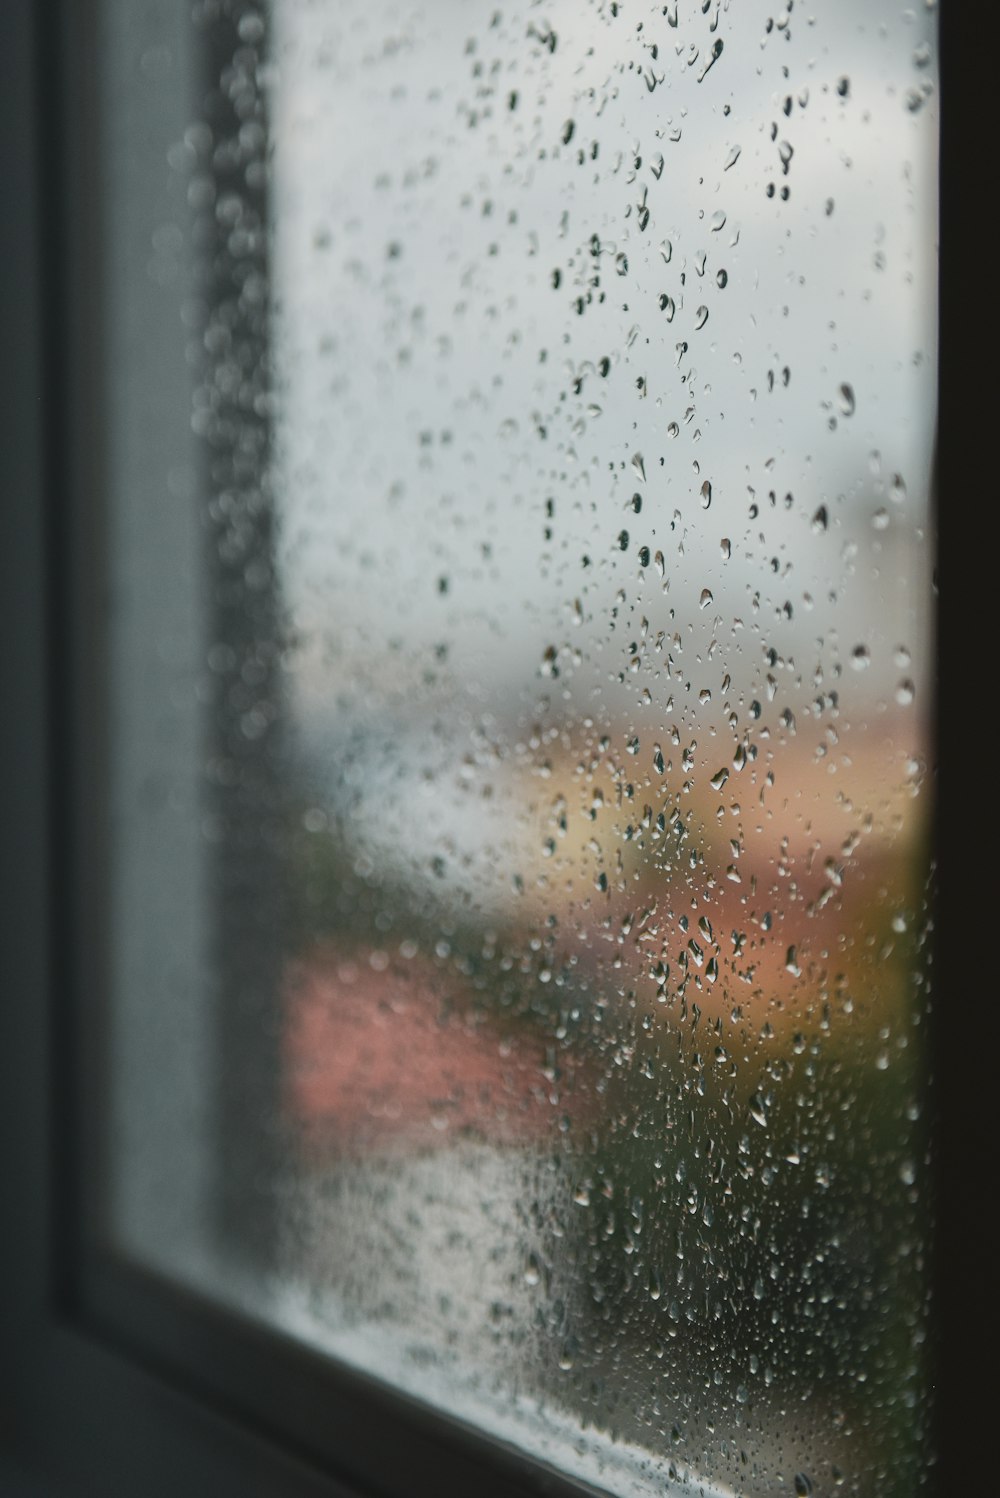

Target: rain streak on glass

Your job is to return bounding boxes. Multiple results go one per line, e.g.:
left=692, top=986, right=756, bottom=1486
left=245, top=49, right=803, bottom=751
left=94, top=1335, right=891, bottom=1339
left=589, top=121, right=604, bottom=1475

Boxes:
left=118, top=0, right=938, bottom=1493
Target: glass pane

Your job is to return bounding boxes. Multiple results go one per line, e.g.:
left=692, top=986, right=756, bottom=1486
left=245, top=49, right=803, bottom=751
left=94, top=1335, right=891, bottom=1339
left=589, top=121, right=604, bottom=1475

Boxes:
left=101, top=0, right=937, bottom=1492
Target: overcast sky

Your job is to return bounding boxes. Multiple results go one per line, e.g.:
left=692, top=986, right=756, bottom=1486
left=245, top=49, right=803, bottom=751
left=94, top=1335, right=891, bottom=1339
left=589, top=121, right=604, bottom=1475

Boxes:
left=266, top=0, right=938, bottom=906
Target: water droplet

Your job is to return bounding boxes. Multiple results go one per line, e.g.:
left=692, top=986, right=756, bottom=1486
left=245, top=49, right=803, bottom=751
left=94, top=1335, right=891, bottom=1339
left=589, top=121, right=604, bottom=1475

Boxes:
left=720, top=537, right=731, bottom=559
left=724, top=144, right=741, bottom=171
left=710, top=767, right=729, bottom=790
left=850, top=644, right=870, bottom=670
left=632, top=453, right=646, bottom=481
left=891, top=473, right=907, bottom=504
left=811, top=504, right=828, bottom=532
left=872, top=507, right=890, bottom=530
left=700, top=480, right=712, bottom=509
left=667, top=420, right=679, bottom=438
left=905, top=82, right=933, bottom=112
left=697, top=37, right=723, bottom=82
left=895, top=679, right=915, bottom=705
left=699, top=588, right=713, bottom=609
left=838, top=383, right=855, bottom=416
left=695, top=305, right=709, bottom=330
left=237, top=12, right=265, bottom=43
left=716, top=268, right=728, bottom=288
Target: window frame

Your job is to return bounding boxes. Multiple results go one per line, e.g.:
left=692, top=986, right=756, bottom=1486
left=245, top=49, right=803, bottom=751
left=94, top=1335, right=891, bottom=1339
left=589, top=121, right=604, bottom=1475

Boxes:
left=0, top=0, right=984, bottom=1493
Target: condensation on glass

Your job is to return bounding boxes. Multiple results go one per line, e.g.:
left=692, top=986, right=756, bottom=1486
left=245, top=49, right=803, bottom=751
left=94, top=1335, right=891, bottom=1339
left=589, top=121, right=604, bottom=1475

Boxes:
left=102, top=0, right=937, bottom=1493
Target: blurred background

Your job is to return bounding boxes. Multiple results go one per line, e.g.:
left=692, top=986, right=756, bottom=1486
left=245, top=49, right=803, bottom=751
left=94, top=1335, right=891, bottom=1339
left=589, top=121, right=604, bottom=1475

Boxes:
left=104, top=1, right=938, bottom=1493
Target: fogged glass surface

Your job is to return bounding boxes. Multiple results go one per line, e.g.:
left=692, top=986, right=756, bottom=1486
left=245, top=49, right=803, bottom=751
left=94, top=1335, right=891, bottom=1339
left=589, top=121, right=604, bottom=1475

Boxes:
left=104, top=0, right=937, bottom=1493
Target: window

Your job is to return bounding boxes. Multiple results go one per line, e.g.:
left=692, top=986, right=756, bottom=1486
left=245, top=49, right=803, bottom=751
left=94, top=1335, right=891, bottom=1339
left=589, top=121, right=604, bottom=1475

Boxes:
left=0, top=0, right=983, bottom=1494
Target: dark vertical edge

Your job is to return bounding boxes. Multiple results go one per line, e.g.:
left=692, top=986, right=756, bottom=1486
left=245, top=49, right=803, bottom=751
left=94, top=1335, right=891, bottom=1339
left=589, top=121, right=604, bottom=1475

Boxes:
left=0, top=0, right=52, bottom=1434
left=930, top=0, right=991, bottom=1488
left=197, top=0, right=288, bottom=1275
left=46, top=0, right=113, bottom=1315
left=925, top=6, right=944, bottom=1487
left=38, top=0, right=74, bottom=1312
left=0, top=0, right=107, bottom=1345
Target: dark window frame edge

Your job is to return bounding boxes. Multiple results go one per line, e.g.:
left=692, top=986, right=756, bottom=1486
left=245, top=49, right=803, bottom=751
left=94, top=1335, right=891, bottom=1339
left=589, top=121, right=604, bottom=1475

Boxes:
left=1, top=0, right=988, bottom=1491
